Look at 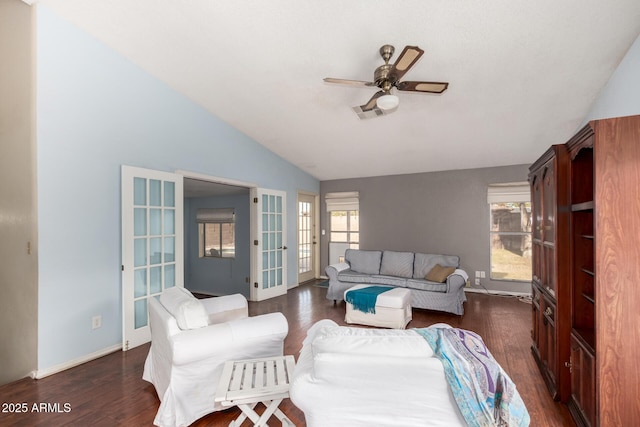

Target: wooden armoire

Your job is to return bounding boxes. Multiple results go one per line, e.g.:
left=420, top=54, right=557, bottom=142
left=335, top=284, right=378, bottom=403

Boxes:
left=529, top=114, right=640, bottom=427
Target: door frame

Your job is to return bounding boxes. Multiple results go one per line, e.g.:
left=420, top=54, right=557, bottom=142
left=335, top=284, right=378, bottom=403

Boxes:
left=297, top=191, right=320, bottom=283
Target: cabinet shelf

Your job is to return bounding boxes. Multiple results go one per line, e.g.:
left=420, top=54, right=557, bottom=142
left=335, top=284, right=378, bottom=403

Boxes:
left=572, top=201, right=594, bottom=211
left=580, top=267, right=595, bottom=276
left=582, top=292, right=595, bottom=304
left=571, top=327, right=595, bottom=355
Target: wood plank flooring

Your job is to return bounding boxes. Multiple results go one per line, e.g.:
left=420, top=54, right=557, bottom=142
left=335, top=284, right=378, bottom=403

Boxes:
left=0, top=283, right=574, bottom=426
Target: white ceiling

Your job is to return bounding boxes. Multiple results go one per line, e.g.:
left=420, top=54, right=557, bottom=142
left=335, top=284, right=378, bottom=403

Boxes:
left=39, top=0, right=640, bottom=181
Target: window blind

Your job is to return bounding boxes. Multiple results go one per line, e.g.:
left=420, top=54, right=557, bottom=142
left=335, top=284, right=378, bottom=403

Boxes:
left=325, top=191, right=359, bottom=212
left=196, top=208, right=235, bottom=223
left=487, top=182, right=530, bottom=204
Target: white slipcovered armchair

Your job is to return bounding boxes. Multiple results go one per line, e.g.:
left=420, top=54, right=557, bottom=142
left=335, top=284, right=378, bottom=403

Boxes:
left=142, top=287, right=289, bottom=427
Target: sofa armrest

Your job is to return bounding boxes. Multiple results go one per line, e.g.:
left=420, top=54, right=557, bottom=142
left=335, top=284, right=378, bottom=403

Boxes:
left=325, top=262, right=350, bottom=279
left=200, top=294, right=248, bottom=323
left=171, top=312, right=288, bottom=366
left=446, top=269, right=468, bottom=292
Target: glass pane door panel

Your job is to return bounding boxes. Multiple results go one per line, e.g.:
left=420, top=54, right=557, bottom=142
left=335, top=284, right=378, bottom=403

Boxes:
left=134, top=178, right=146, bottom=205
left=164, top=237, right=175, bottom=262
left=134, top=238, right=147, bottom=267
left=150, top=238, right=162, bottom=264
left=164, top=181, right=175, bottom=207
left=164, top=264, right=175, bottom=288
left=134, top=208, right=147, bottom=236
left=134, top=299, right=147, bottom=329
left=150, top=266, right=162, bottom=294
left=134, top=269, right=147, bottom=298
left=164, top=210, right=175, bottom=234
left=150, top=209, right=162, bottom=235
left=149, top=179, right=161, bottom=206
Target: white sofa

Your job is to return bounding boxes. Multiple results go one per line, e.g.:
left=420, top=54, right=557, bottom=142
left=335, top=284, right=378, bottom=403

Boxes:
left=289, top=319, right=467, bottom=427
left=143, top=287, right=289, bottom=427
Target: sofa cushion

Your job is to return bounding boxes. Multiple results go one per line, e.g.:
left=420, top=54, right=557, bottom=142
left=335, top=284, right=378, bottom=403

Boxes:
left=159, top=287, right=209, bottom=330
left=338, top=270, right=408, bottom=287
left=413, top=253, right=460, bottom=279
left=380, top=251, right=415, bottom=278
left=425, top=264, right=456, bottom=283
left=345, top=249, right=382, bottom=275
left=406, top=279, right=449, bottom=293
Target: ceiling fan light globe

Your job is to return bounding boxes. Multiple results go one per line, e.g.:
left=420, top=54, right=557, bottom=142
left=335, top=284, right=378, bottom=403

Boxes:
left=376, top=94, right=399, bottom=110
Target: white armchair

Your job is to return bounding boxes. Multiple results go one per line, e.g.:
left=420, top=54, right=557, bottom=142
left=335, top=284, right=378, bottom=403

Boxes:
left=142, top=287, right=289, bottom=427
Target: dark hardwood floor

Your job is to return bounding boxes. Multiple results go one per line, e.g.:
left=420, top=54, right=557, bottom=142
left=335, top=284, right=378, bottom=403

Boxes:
left=0, top=283, right=574, bottom=426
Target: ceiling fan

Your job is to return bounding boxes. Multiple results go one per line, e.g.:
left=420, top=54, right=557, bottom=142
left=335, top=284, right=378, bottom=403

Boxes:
left=324, top=44, right=449, bottom=119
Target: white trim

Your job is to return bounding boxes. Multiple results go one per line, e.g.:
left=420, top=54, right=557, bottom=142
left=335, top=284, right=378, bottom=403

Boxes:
left=175, top=170, right=256, bottom=189
left=464, top=287, right=531, bottom=297
left=31, top=344, right=121, bottom=379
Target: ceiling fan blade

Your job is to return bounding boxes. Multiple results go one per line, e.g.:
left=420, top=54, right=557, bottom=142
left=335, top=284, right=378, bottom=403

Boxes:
left=324, top=77, right=375, bottom=87
left=396, top=81, right=449, bottom=94
left=392, top=46, right=425, bottom=80
left=352, top=91, right=391, bottom=119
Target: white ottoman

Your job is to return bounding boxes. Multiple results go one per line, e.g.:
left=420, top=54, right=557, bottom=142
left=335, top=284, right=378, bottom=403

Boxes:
left=344, top=284, right=412, bottom=329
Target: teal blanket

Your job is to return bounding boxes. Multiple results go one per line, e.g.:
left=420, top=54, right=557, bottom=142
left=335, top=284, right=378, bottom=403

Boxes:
left=345, top=286, right=393, bottom=314
left=415, top=327, right=530, bottom=427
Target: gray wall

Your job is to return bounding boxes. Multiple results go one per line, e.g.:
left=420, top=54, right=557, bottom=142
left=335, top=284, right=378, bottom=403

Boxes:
left=0, top=0, right=38, bottom=385
left=320, top=164, right=531, bottom=294
left=185, top=193, right=251, bottom=297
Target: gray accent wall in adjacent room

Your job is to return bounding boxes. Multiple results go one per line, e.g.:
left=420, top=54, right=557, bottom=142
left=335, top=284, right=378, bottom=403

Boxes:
left=320, top=164, right=532, bottom=294
left=184, top=193, right=251, bottom=297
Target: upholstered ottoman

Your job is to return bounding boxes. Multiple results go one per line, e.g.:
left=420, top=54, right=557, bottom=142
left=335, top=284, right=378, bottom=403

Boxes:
left=344, top=284, right=412, bottom=329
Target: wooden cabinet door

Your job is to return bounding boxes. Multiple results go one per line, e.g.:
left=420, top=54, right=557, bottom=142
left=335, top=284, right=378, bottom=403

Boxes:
left=569, top=334, right=596, bottom=427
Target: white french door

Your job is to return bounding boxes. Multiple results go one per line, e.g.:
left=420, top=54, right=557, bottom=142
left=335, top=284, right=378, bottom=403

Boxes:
left=121, top=166, right=183, bottom=350
left=250, top=188, right=287, bottom=301
left=297, top=192, right=317, bottom=283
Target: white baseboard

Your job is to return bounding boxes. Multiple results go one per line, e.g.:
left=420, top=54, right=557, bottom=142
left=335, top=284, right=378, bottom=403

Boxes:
left=464, top=287, right=531, bottom=297
left=31, top=344, right=121, bottom=380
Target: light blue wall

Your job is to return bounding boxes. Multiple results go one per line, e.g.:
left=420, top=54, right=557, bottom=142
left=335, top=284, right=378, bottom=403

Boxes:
left=184, top=194, right=251, bottom=297
left=583, top=33, right=640, bottom=122
left=36, top=6, right=318, bottom=370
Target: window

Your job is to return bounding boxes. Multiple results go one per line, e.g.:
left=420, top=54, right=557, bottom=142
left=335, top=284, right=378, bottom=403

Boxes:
left=488, top=183, right=531, bottom=281
left=197, top=208, right=235, bottom=258
left=330, top=210, right=359, bottom=246
left=326, top=192, right=359, bottom=263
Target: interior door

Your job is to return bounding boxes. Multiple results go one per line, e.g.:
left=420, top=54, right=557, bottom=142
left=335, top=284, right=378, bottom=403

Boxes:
left=297, top=193, right=317, bottom=283
left=121, top=165, right=183, bottom=350
left=250, top=188, right=287, bottom=301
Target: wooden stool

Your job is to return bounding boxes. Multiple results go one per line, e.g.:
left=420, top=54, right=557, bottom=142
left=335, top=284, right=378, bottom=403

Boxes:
left=215, top=355, right=296, bottom=427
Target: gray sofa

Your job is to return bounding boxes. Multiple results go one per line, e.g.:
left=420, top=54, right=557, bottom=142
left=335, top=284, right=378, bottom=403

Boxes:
left=325, top=249, right=468, bottom=315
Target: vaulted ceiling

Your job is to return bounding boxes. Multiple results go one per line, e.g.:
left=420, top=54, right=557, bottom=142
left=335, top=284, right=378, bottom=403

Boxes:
left=39, top=0, right=640, bottom=180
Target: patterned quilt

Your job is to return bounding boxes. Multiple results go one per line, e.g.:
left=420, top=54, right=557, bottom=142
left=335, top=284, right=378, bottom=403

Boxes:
left=415, top=327, right=530, bottom=427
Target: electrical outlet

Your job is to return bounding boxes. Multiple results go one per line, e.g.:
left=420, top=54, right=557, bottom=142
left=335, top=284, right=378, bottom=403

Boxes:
left=480, top=271, right=486, bottom=278
left=475, top=278, right=481, bottom=286
left=92, top=315, right=102, bottom=330
left=475, top=271, right=480, bottom=278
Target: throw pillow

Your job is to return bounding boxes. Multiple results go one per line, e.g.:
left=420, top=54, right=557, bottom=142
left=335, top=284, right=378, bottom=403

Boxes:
left=425, top=264, right=456, bottom=283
